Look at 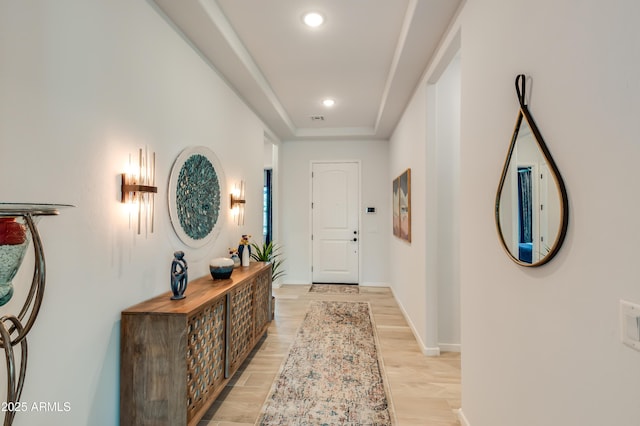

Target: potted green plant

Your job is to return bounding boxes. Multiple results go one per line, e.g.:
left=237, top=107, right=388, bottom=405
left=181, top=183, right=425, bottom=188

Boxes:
left=250, top=241, right=285, bottom=283
left=251, top=241, right=284, bottom=320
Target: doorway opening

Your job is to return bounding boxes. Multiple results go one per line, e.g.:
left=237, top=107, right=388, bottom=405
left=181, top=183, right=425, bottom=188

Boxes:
left=517, top=166, right=533, bottom=263
left=263, top=169, right=273, bottom=245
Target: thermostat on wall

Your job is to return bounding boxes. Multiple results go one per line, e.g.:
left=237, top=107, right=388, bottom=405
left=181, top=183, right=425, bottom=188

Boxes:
left=366, top=207, right=376, bottom=214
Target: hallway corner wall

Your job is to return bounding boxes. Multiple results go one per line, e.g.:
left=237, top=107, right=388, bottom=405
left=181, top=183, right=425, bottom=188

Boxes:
left=389, top=20, right=462, bottom=355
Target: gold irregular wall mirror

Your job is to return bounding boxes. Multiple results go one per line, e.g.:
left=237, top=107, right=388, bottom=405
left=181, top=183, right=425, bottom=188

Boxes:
left=495, top=75, right=569, bottom=266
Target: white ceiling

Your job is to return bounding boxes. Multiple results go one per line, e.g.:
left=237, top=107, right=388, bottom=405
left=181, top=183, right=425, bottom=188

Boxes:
left=152, top=0, right=461, bottom=142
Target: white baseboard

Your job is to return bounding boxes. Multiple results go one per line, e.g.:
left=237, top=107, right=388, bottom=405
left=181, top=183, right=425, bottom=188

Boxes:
left=388, top=286, right=433, bottom=355
left=387, top=287, right=464, bottom=357
left=457, top=408, right=470, bottom=426
left=424, top=346, right=441, bottom=356
left=439, top=343, right=461, bottom=352
left=359, top=281, right=390, bottom=287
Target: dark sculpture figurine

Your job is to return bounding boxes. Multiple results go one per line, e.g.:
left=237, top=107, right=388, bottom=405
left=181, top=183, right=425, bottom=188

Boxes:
left=170, top=251, right=188, bottom=300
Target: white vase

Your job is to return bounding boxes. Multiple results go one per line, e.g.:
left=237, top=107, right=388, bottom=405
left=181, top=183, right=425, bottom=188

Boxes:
left=241, top=246, right=250, bottom=266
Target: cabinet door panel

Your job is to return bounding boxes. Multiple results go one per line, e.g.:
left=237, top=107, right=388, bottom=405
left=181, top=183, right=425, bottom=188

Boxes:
left=228, top=279, right=255, bottom=375
left=254, top=268, right=271, bottom=337
left=186, top=297, right=226, bottom=422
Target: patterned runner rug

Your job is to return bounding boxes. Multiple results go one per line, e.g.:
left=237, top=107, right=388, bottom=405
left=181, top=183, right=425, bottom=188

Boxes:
left=308, top=284, right=360, bottom=294
left=256, top=301, right=394, bottom=425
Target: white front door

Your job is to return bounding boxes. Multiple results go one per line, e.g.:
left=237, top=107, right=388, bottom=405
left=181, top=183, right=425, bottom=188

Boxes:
left=311, top=162, right=359, bottom=283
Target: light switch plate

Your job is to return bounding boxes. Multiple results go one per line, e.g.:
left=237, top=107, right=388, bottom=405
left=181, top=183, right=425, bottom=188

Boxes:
left=620, top=299, right=640, bottom=352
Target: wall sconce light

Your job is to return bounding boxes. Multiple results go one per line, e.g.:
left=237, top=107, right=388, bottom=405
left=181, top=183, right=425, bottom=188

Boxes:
left=121, top=147, right=157, bottom=235
left=230, top=181, right=246, bottom=226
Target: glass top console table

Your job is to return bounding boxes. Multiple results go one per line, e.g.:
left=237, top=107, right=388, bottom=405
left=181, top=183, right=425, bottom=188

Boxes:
left=0, top=203, right=72, bottom=425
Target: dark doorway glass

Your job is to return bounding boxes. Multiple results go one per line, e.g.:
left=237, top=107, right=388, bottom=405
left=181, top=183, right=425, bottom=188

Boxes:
left=263, top=169, right=273, bottom=244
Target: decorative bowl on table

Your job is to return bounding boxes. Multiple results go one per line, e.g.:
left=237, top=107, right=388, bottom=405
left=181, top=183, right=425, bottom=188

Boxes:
left=0, top=217, right=30, bottom=306
left=209, top=257, right=234, bottom=280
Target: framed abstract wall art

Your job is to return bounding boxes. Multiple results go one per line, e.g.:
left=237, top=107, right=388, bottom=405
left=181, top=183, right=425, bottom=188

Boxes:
left=392, top=177, right=400, bottom=237
left=393, top=168, right=411, bottom=242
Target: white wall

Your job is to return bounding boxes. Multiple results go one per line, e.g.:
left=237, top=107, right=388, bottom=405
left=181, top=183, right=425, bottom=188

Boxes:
left=0, top=1, right=265, bottom=425
left=389, top=88, right=430, bottom=350
left=460, top=0, right=640, bottom=424
left=389, top=27, right=462, bottom=354
left=279, top=140, right=390, bottom=286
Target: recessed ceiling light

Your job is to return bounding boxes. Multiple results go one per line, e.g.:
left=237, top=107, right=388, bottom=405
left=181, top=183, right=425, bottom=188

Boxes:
left=322, top=99, right=335, bottom=107
left=303, top=12, right=324, bottom=28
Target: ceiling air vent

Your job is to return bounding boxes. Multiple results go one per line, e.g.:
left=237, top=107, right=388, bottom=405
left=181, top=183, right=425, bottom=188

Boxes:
left=310, top=115, right=325, bottom=121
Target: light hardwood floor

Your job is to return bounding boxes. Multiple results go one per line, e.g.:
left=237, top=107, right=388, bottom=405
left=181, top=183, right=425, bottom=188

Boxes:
left=198, top=284, right=461, bottom=426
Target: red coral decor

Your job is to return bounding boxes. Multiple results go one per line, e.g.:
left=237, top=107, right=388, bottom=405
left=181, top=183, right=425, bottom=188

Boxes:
left=0, top=218, right=26, bottom=245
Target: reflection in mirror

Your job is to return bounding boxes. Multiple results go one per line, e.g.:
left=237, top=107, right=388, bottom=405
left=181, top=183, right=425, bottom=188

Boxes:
left=495, top=75, right=568, bottom=267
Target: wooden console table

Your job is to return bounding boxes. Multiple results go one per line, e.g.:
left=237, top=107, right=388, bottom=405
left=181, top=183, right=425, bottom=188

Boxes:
left=120, top=262, right=272, bottom=426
